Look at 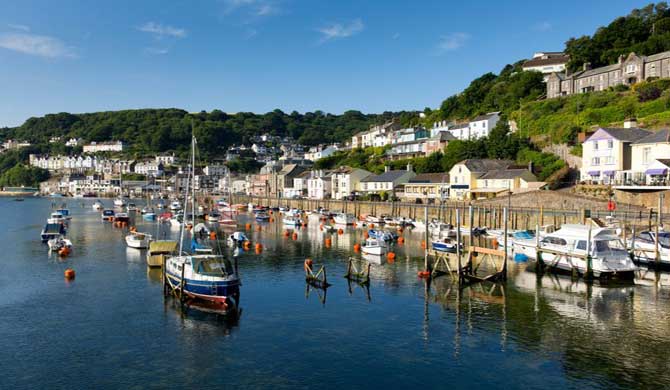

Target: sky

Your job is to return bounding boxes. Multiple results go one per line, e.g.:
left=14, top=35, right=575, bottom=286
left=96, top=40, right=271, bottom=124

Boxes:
left=0, top=0, right=657, bottom=127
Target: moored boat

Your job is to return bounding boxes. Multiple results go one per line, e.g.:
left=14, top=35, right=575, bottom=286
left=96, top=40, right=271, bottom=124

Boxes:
left=92, top=200, right=104, bottom=211
left=125, top=232, right=152, bottom=249
left=334, top=213, right=356, bottom=225
left=101, top=209, right=115, bottom=222
left=114, top=213, right=130, bottom=224
left=41, top=223, right=66, bottom=242
left=361, top=237, right=388, bottom=255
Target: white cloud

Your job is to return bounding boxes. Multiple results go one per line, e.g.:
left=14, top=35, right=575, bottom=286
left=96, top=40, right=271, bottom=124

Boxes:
left=317, top=19, right=364, bottom=43
left=436, top=32, right=469, bottom=53
left=533, top=21, right=552, bottom=32
left=145, top=47, right=169, bottom=55
left=0, top=32, right=77, bottom=58
left=138, top=22, right=187, bottom=39
left=221, top=0, right=280, bottom=17
left=8, top=24, right=30, bottom=32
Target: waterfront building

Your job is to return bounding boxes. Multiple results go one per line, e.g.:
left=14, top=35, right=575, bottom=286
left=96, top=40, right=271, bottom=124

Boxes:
left=547, top=50, right=670, bottom=99
left=83, top=141, right=124, bottom=154
left=448, top=159, right=514, bottom=200
left=359, top=165, right=415, bottom=197
left=284, top=171, right=310, bottom=199
left=331, top=167, right=372, bottom=200
left=580, top=120, right=651, bottom=184
left=402, top=173, right=450, bottom=203
left=307, top=170, right=333, bottom=200
left=628, top=128, right=670, bottom=185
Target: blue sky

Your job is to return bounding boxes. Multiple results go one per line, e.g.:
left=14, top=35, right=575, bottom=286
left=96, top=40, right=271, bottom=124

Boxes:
left=0, top=0, right=655, bottom=127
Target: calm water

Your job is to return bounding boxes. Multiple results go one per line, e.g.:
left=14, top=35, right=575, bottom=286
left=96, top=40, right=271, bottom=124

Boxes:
left=2, top=198, right=670, bottom=389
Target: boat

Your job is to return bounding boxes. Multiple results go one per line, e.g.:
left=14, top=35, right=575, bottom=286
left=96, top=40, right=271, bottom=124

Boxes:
left=629, top=230, right=670, bottom=265
left=282, top=215, right=303, bottom=226
left=143, top=211, right=157, bottom=221
left=125, top=232, right=153, bottom=249
left=431, top=238, right=462, bottom=253
left=114, top=197, right=127, bottom=207
left=41, top=223, right=66, bottom=242
left=92, top=200, right=104, bottom=211
left=429, top=221, right=456, bottom=238
left=333, top=213, right=356, bottom=225
left=101, top=209, right=115, bottom=222
left=170, top=200, right=182, bottom=211
left=228, top=231, right=249, bottom=247
left=191, top=238, right=214, bottom=254
left=141, top=206, right=154, bottom=214
left=47, top=236, right=72, bottom=251
left=512, top=224, right=637, bottom=279
left=382, top=215, right=396, bottom=226
left=361, top=237, right=388, bottom=255
left=219, top=216, right=237, bottom=226
left=126, top=203, right=138, bottom=212
left=54, top=208, right=71, bottom=220
left=47, top=211, right=66, bottom=225
left=365, top=215, right=384, bottom=224
left=255, top=212, right=270, bottom=222
left=165, top=134, right=241, bottom=309
left=159, top=212, right=173, bottom=223
left=156, top=200, right=166, bottom=209
left=368, top=229, right=398, bottom=242
left=411, top=220, right=426, bottom=230
left=146, top=240, right=178, bottom=268
left=114, top=213, right=130, bottom=223
left=206, top=212, right=221, bottom=223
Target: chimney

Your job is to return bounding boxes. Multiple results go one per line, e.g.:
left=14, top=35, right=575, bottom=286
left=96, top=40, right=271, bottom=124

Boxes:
left=528, top=161, right=534, bottom=174
left=407, top=163, right=413, bottom=172
left=618, top=55, right=625, bottom=64
left=384, top=166, right=390, bottom=173
left=623, top=118, right=638, bottom=129
left=583, top=62, right=592, bottom=71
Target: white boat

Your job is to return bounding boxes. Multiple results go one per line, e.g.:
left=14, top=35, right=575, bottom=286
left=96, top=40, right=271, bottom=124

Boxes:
left=114, top=197, right=127, bottom=207
left=92, top=200, right=104, bottom=211
left=228, top=231, right=249, bottom=247
left=47, top=212, right=66, bottom=225
left=361, top=237, right=388, bottom=255
left=365, top=215, right=383, bottom=224
left=170, top=200, right=182, bottom=211
left=283, top=216, right=303, bottom=226
left=412, top=220, right=426, bottom=231
left=512, top=224, right=636, bottom=279
left=429, top=221, right=456, bottom=238
left=629, top=230, right=670, bottom=265
left=47, top=236, right=73, bottom=251
left=126, top=203, right=138, bottom=212
left=125, top=232, right=152, bottom=249
left=206, top=212, right=221, bottom=223
left=334, top=213, right=356, bottom=225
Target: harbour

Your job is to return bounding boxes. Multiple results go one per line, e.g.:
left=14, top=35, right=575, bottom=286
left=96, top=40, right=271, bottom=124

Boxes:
left=3, top=196, right=670, bottom=389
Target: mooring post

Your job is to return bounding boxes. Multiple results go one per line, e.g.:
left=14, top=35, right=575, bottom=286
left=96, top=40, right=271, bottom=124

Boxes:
left=503, top=207, right=508, bottom=281
left=424, top=205, right=429, bottom=272
left=468, top=204, right=474, bottom=247
left=630, top=224, right=636, bottom=261
left=535, top=223, right=543, bottom=270
left=586, top=223, right=593, bottom=280
left=456, top=208, right=462, bottom=283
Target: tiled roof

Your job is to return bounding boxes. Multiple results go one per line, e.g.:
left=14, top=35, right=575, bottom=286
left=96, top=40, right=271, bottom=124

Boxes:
left=408, top=173, right=449, bottom=184
left=361, top=170, right=409, bottom=183
left=599, top=127, right=652, bottom=142
left=471, top=112, right=500, bottom=122
left=480, top=168, right=537, bottom=180
left=633, top=129, right=670, bottom=144
left=645, top=50, right=670, bottom=62
left=523, top=55, right=569, bottom=68
left=459, top=159, right=513, bottom=172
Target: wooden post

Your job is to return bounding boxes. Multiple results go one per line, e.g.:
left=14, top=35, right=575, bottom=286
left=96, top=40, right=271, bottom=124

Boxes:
left=503, top=207, right=508, bottom=281
left=469, top=204, right=474, bottom=247
left=456, top=208, right=462, bottom=283
left=424, top=205, right=429, bottom=272
left=535, top=223, right=542, bottom=270
left=540, top=206, right=544, bottom=227
left=586, top=223, right=593, bottom=280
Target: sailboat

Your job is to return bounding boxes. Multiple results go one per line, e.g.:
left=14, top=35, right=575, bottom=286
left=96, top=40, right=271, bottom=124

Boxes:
left=165, top=134, right=240, bottom=309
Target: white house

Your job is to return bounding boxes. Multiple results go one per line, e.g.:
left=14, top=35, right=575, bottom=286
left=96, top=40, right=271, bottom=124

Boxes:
left=630, top=129, right=670, bottom=185
left=204, top=165, right=228, bottom=177
left=359, top=165, right=416, bottom=196
left=307, top=170, right=333, bottom=199
left=65, top=138, right=82, bottom=147
left=331, top=167, right=372, bottom=200
left=521, top=52, right=569, bottom=81
left=468, top=112, right=500, bottom=139
left=83, top=141, right=124, bottom=154
left=156, top=154, right=177, bottom=166
left=304, top=145, right=338, bottom=161
left=134, top=161, right=164, bottom=177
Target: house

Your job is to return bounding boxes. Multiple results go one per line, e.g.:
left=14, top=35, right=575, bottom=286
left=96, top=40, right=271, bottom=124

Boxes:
left=284, top=171, right=311, bottom=198
left=448, top=159, right=514, bottom=200
left=359, top=165, right=416, bottom=197
left=547, top=50, right=670, bottom=99
left=447, top=123, right=470, bottom=140
left=2, top=139, right=31, bottom=150
left=307, top=170, right=333, bottom=199
left=304, top=145, right=338, bottom=161
left=65, top=138, right=82, bottom=147
left=425, top=131, right=455, bottom=156
left=522, top=52, right=569, bottom=81
left=231, top=178, right=249, bottom=195
left=156, top=154, right=177, bottom=166
left=351, top=121, right=402, bottom=149
left=468, top=112, right=500, bottom=139
left=249, top=173, right=272, bottom=197
left=580, top=120, right=651, bottom=184
left=473, top=168, right=541, bottom=199
left=331, top=167, right=372, bottom=200
left=83, top=141, right=124, bottom=154
left=630, top=128, right=670, bottom=185
left=402, top=173, right=450, bottom=203
left=274, top=164, right=307, bottom=198
left=204, top=165, right=228, bottom=177
left=134, top=161, right=164, bottom=177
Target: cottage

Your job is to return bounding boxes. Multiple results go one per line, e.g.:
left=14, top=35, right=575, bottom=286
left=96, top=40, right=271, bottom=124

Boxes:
left=359, top=165, right=416, bottom=197
left=402, top=173, right=450, bottom=203
left=448, top=159, right=513, bottom=200
left=331, top=167, right=372, bottom=200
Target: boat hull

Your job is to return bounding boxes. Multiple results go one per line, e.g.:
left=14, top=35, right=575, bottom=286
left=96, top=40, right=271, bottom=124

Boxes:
left=165, top=272, right=240, bottom=304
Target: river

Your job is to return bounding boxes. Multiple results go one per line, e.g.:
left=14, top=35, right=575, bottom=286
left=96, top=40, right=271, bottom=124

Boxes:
left=1, top=197, right=669, bottom=389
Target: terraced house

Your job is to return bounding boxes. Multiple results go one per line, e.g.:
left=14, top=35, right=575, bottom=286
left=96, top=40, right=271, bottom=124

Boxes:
left=547, top=50, right=670, bottom=98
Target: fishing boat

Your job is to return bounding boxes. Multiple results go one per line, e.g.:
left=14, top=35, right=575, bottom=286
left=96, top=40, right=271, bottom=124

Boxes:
left=101, top=209, right=115, bottom=222
left=431, top=238, right=462, bottom=253
left=47, top=212, right=66, bottom=225
left=334, top=213, right=356, bottom=225
left=629, top=230, right=670, bottom=266
left=429, top=221, right=456, bottom=238
left=143, top=211, right=157, bottom=221
left=146, top=240, right=178, bottom=268
left=47, top=235, right=73, bottom=251
left=365, top=215, right=384, bottom=224
left=282, top=215, right=303, bottom=226
left=114, top=213, right=130, bottom=224
left=125, top=232, right=153, bottom=249
left=170, top=200, right=182, bottom=211
left=165, top=134, right=241, bottom=309
left=54, top=208, right=71, bottom=220
left=368, top=229, right=398, bottom=242
left=361, top=237, right=388, bottom=255
left=126, top=203, right=139, bottom=212
left=114, top=197, right=127, bottom=207
left=41, top=223, right=66, bottom=242
left=228, top=231, right=249, bottom=247
left=92, top=200, right=104, bottom=211
left=255, top=212, right=270, bottom=222
left=512, top=224, right=637, bottom=279
left=191, top=238, right=214, bottom=254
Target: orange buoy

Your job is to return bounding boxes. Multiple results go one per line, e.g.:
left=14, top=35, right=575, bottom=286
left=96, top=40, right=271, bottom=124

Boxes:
left=245, top=223, right=251, bottom=230
left=59, top=247, right=70, bottom=256
left=283, top=230, right=290, bottom=237
left=325, top=238, right=332, bottom=247
left=370, top=223, right=375, bottom=229
left=337, top=228, right=344, bottom=235
left=417, top=270, right=431, bottom=278
left=421, top=240, right=427, bottom=249
left=255, top=243, right=263, bottom=250
left=64, top=268, right=75, bottom=279
left=492, top=238, right=499, bottom=249
left=256, top=225, right=262, bottom=232
left=269, top=217, right=274, bottom=222
left=304, top=258, right=313, bottom=271
left=292, top=232, right=298, bottom=240
left=363, top=231, right=369, bottom=239
left=255, top=248, right=262, bottom=255
left=387, top=252, right=396, bottom=261
left=354, top=243, right=361, bottom=252
left=269, top=210, right=273, bottom=215
left=398, top=237, right=405, bottom=244
left=209, top=232, right=217, bottom=240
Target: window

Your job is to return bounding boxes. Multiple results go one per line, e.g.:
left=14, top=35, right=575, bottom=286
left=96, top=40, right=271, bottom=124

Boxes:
left=643, top=147, right=652, bottom=165
left=591, top=157, right=600, bottom=166
left=576, top=241, right=587, bottom=250
left=604, top=156, right=614, bottom=165
left=607, top=140, right=613, bottom=149
left=626, top=64, right=637, bottom=74
left=593, top=141, right=599, bottom=150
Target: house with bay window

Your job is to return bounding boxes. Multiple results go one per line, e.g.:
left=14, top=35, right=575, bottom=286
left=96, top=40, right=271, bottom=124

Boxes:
left=629, top=129, right=670, bottom=185
left=580, top=122, right=651, bottom=184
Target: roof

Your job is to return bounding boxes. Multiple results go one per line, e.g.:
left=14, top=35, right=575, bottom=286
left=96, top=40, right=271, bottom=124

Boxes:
left=479, top=168, right=536, bottom=180
left=645, top=50, right=670, bottom=62
left=408, top=173, right=449, bottom=184
left=597, top=127, right=652, bottom=142
left=471, top=112, right=500, bottom=122
left=449, top=123, right=469, bottom=130
left=457, top=159, right=513, bottom=173
left=361, top=170, right=410, bottom=183
left=433, top=132, right=456, bottom=141
left=575, top=63, right=620, bottom=78
left=633, top=129, right=670, bottom=145
left=522, top=55, right=569, bottom=68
